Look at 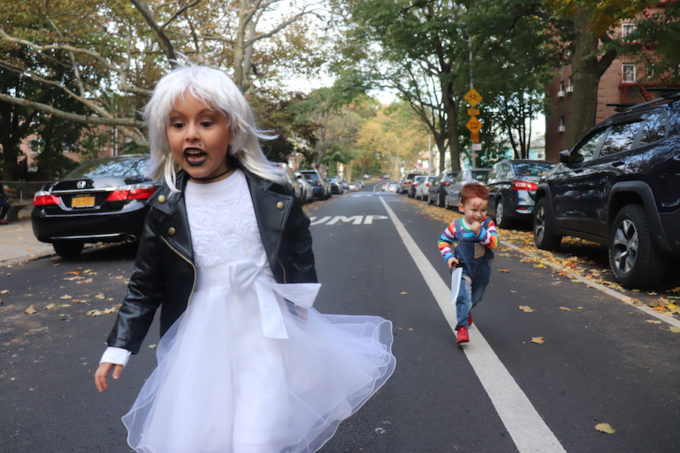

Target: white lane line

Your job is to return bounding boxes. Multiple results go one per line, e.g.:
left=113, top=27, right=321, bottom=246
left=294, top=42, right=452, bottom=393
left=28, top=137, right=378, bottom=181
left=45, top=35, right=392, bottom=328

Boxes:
left=379, top=197, right=565, bottom=453
left=501, top=242, right=680, bottom=329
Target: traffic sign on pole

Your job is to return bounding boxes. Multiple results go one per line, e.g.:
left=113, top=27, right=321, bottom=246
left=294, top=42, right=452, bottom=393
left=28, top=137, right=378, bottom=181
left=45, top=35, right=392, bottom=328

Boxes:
left=466, top=116, right=482, bottom=133
left=470, top=130, right=480, bottom=143
left=464, top=88, right=482, bottom=107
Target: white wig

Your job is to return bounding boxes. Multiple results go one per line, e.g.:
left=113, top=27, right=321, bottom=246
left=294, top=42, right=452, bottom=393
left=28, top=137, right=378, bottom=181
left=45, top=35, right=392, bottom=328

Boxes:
left=144, top=63, right=284, bottom=190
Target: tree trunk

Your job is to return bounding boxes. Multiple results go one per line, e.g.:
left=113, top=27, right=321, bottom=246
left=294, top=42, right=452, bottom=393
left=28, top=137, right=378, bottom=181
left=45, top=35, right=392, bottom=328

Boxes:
left=567, top=8, right=618, bottom=148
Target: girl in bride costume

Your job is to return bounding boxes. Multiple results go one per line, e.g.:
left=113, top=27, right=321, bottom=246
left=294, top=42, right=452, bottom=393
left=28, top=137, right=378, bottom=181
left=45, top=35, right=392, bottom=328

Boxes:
left=94, top=63, right=395, bottom=453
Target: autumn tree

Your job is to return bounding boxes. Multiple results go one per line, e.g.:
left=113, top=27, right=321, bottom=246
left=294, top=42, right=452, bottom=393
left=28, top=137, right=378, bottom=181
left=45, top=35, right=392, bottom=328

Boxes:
left=0, top=0, right=324, bottom=170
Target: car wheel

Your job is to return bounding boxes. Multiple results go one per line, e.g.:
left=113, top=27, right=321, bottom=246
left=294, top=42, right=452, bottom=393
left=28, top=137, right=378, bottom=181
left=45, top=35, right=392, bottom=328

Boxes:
left=609, top=204, right=667, bottom=289
left=495, top=199, right=506, bottom=228
left=53, top=241, right=84, bottom=259
left=444, top=195, right=450, bottom=210
left=427, top=192, right=433, bottom=204
left=533, top=197, right=561, bottom=250
left=436, top=192, right=442, bottom=207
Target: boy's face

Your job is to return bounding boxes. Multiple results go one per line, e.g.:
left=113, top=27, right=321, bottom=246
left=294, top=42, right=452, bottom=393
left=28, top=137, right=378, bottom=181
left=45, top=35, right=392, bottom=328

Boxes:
left=458, top=196, right=488, bottom=224
left=167, top=92, right=231, bottom=181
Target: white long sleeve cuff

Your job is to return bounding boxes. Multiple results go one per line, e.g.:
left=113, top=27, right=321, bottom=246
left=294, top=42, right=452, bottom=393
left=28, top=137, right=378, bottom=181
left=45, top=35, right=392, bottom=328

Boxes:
left=100, top=347, right=131, bottom=367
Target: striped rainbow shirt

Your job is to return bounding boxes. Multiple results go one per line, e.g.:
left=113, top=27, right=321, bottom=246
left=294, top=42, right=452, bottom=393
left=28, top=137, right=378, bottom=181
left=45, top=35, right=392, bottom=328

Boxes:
left=438, top=218, right=500, bottom=263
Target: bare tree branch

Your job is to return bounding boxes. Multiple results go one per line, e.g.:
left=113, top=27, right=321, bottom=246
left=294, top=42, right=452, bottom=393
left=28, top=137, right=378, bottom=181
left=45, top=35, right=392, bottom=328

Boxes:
left=130, top=0, right=177, bottom=63
left=0, top=93, right=147, bottom=130
left=161, top=0, right=202, bottom=29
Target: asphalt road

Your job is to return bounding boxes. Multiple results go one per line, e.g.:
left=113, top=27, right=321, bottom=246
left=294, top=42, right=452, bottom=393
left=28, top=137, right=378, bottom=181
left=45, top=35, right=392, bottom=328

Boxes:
left=1, top=188, right=679, bottom=452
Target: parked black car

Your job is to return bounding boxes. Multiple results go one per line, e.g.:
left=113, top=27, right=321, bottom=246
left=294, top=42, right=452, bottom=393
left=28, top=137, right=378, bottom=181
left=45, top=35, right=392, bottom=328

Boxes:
left=486, top=160, right=555, bottom=228
left=428, top=171, right=458, bottom=207
left=298, top=169, right=331, bottom=200
left=443, top=168, right=489, bottom=210
left=533, top=92, right=680, bottom=288
left=31, top=154, right=159, bottom=258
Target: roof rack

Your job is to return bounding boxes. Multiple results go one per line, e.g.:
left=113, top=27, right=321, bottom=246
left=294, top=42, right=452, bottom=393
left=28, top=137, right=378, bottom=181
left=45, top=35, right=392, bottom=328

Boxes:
left=616, top=90, right=680, bottom=113
left=607, top=103, right=635, bottom=112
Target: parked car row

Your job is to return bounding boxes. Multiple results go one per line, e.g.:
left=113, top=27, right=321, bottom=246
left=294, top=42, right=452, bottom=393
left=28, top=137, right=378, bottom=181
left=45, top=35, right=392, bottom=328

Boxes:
left=31, top=156, right=357, bottom=259
left=405, top=92, right=680, bottom=289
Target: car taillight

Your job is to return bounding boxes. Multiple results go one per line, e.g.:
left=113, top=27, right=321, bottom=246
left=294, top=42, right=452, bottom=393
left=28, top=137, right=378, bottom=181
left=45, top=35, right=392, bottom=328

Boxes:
left=442, top=181, right=451, bottom=186
left=33, top=192, right=60, bottom=206
left=106, top=185, right=157, bottom=201
left=512, top=180, right=538, bottom=191
left=405, top=181, right=411, bottom=185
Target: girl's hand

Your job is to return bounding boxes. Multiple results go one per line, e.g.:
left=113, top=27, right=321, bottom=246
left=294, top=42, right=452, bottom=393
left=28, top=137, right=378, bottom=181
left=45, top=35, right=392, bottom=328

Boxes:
left=447, top=257, right=459, bottom=271
left=95, top=362, right=124, bottom=393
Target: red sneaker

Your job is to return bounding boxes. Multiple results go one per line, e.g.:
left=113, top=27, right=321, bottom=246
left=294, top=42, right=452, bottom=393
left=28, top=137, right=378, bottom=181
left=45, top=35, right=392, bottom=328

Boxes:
left=456, top=326, right=469, bottom=344
left=468, top=313, right=473, bottom=326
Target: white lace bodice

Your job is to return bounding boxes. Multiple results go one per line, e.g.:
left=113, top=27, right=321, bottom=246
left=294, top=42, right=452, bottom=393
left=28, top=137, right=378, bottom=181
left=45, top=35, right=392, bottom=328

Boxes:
left=185, top=169, right=267, bottom=268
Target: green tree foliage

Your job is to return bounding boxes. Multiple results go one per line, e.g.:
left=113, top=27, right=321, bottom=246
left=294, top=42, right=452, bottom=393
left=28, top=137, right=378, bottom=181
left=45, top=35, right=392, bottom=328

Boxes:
left=625, top=2, right=680, bottom=84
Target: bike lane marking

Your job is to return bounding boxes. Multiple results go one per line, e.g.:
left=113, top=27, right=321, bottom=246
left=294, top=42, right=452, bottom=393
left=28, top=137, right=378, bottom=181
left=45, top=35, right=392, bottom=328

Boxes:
left=379, top=196, right=566, bottom=453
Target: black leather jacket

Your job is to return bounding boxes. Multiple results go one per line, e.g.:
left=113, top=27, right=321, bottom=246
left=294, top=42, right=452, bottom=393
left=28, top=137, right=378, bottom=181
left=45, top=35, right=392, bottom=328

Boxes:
left=106, top=168, right=317, bottom=353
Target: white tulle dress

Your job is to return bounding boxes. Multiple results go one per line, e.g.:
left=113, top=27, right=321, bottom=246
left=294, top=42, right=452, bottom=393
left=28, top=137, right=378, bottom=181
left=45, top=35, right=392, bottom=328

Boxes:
left=122, top=170, right=396, bottom=453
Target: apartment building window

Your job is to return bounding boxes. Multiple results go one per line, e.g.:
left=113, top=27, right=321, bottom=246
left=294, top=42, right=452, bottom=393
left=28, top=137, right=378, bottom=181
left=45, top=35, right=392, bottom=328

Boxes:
left=621, top=23, right=635, bottom=39
left=622, top=64, right=636, bottom=83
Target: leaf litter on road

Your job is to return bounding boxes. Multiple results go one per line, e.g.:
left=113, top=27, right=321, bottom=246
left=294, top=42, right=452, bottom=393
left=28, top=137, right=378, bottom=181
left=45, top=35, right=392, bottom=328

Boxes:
left=410, top=198, right=680, bottom=319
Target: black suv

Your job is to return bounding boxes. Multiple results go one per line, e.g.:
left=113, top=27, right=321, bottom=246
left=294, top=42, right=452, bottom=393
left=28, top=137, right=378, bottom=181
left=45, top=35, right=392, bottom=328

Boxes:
left=533, top=93, right=680, bottom=288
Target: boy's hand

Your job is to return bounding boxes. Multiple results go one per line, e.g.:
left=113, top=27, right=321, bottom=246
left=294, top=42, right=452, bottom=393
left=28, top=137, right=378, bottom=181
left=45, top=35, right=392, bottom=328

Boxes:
left=447, top=257, right=459, bottom=271
left=95, top=362, right=124, bottom=393
left=470, top=221, right=482, bottom=235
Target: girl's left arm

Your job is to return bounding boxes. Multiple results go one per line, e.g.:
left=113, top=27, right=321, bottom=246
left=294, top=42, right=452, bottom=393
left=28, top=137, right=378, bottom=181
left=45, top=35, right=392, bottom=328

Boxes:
left=479, top=219, right=500, bottom=249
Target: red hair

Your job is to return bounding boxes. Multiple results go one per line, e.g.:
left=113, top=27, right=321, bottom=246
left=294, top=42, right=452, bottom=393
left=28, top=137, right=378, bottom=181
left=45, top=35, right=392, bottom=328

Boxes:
left=460, top=182, right=489, bottom=204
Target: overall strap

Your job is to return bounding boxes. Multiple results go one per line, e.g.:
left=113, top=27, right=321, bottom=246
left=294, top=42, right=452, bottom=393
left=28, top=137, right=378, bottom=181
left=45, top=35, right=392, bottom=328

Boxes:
left=454, top=218, right=463, bottom=239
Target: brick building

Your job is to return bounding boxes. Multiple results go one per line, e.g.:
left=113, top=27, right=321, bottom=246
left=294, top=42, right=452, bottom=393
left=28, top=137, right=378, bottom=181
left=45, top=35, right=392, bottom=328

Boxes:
left=545, top=7, right=676, bottom=161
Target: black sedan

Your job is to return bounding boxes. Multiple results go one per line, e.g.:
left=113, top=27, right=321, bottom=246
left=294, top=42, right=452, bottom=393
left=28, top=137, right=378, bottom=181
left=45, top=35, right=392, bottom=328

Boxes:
left=31, top=154, right=159, bottom=258
left=428, top=171, right=458, bottom=207
left=486, top=159, right=554, bottom=228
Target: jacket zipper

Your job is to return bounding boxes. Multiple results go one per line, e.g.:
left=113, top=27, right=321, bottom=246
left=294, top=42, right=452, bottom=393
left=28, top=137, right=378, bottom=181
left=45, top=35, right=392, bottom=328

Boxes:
left=161, top=236, right=197, bottom=307
left=277, top=258, right=287, bottom=283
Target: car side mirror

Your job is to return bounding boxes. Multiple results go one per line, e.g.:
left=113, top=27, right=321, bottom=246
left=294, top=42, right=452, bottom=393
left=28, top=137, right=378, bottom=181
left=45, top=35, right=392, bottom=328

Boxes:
left=559, top=149, right=570, bottom=163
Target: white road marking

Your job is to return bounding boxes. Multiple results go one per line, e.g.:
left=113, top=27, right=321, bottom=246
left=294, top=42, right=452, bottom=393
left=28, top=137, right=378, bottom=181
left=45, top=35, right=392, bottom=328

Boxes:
left=309, top=215, right=389, bottom=226
left=379, top=197, right=566, bottom=453
left=501, top=242, right=680, bottom=329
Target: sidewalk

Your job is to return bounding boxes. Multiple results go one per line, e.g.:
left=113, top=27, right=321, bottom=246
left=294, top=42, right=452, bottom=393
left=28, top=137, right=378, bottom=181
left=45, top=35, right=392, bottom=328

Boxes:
left=0, top=219, right=55, bottom=265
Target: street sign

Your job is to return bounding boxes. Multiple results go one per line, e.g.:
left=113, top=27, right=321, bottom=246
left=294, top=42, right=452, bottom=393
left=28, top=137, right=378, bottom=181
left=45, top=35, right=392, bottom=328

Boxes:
left=467, top=108, right=480, bottom=116
left=471, top=130, right=480, bottom=143
left=464, top=88, right=482, bottom=107
left=466, top=116, right=482, bottom=133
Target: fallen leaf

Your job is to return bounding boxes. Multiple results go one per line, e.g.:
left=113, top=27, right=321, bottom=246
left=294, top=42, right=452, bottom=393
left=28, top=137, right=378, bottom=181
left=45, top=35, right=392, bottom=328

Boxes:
left=559, top=306, right=571, bottom=311
left=669, top=326, right=680, bottom=334
left=148, top=344, right=157, bottom=349
left=498, top=269, right=510, bottom=273
left=519, top=305, right=535, bottom=313
left=95, top=294, right=106, bottom=300
left=645, top=320, right=662, bottom=324
left=531, top=337, right=545, bottom=344
left=45, top=303, right=57, bottom=310
left=25, top=305, right=38, bottom=315
left=0, top=289, right=9, bottom=294
left=595, top=423, right=615, bottom=434
left=533, top=264, right=545, bottom=268
left=400, top=291, right=408, bottom=295
left=76, top=278, right=94, bottom=284
left=60, top=294, right=72, bottom=300
left=86, top=309, right=103, bottom=317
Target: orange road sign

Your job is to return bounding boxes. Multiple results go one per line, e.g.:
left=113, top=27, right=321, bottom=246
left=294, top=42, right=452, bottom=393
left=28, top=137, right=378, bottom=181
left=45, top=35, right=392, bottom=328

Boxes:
left=464, top=88, right=482, bottom=107
left=467, top=108, right=480, bottom=116
left=466, top=116, right=482, bottom=133
left=471, top=131, right=480, bottom=143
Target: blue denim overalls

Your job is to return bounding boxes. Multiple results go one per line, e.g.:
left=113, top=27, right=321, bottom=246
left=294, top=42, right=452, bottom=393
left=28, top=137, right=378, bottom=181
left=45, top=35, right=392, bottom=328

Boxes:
left=454, top=218, right=494, bottom=330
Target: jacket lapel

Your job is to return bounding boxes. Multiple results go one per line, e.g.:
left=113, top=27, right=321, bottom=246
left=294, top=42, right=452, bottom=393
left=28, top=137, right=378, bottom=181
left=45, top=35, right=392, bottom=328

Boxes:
left=243, top=169, right=292, bottom=268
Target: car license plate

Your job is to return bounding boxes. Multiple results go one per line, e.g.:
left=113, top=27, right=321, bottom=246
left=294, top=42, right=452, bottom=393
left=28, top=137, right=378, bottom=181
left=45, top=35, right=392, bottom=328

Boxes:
left=71, top=195, right=95, bottom=208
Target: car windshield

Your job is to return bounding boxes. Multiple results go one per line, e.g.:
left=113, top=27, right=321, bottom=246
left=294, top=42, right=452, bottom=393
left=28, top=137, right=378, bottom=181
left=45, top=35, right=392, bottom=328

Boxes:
left=512, top=162, right=553, bottom=177
left=301, top=173, right=319, bottom=182
left=471, top=170, right=488, bottom=182
left=66, top=156, right=149, bottom=179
